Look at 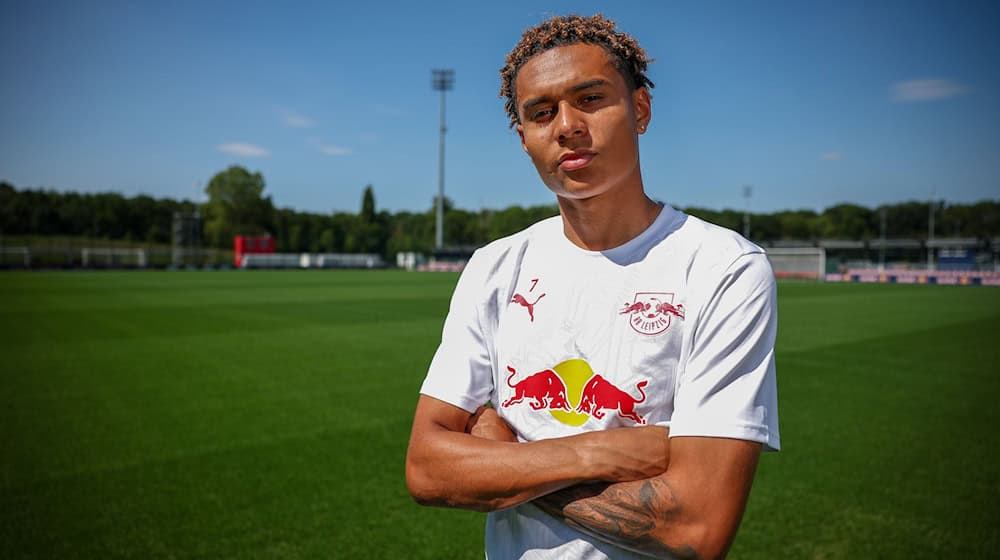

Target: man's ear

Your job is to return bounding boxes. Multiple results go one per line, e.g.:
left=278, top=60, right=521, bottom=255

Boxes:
left=634, top=87, right=651, bottom=134
left=517, top=123, right=528, bottom=153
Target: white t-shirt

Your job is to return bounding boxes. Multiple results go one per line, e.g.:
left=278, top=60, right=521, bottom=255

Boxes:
left=419, top=204, right=780, bottom=559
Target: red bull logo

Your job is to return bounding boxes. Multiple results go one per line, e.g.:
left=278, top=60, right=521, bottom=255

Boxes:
left=502, top=359, right=648, bottom=426
left=576, top=374, right=648, bottom=425
left=620, top=292, right=684, bottom=335
left=502, top=365, right=571, bottom=411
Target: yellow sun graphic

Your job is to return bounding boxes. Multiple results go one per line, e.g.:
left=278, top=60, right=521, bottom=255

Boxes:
left=549, top=358, right=594, bottom=426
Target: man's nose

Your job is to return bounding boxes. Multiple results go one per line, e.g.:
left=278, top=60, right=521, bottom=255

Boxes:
left=556, top=101, right=587, bottom=142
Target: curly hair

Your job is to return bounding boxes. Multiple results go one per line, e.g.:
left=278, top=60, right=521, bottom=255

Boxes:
left=499, top=14, right=655, bottom=128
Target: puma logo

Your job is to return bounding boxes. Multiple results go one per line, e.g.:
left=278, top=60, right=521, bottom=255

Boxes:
left=511, top=293, right=545, bottom=322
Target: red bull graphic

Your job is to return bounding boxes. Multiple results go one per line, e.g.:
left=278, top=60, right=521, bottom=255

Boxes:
left=655, top=301, right=685, bottom=319
left=502, top=359, right=649, bottom=426
left=502, top=365, right=571, bottom=411
left=620, top=292, right=683, bottom=335
left=576, top=374, right=648, bottom=425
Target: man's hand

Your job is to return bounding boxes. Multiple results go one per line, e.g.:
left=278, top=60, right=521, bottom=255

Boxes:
left=466, top=405, right=669, bottom=483
left=534, top=437, right=761, bottom=559
left=465, top=406, right=759, bottom=557
left=406, top=396, right=671, bottom=512
left=406, top=396, right=603, bottom=511
left=465, top=405, right=518, bottom=442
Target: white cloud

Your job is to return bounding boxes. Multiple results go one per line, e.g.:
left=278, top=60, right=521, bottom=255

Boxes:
left=217, top=142, right=270, bottom=157
left=281, top=111, right=317, bottom=128
left=821, top=151, right=843, bottom=161
left=318, top=143, right=352, bottom=156
left=890, top=79, right=970, bottom=103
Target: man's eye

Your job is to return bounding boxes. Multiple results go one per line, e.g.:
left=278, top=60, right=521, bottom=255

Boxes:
left=532, top=108, right=554, bottom=121
left=581, top=94, right=602, bottom=104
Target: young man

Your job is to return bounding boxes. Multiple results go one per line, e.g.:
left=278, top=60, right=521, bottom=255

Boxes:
left=406, top=14, right=779, bottom=559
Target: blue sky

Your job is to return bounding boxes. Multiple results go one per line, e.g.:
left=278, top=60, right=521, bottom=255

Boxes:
left=1, top=0, right=997, bottom=214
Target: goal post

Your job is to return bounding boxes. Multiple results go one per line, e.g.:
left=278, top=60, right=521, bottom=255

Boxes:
left=81, top=248, right=148, bottom=269
left=766, top=247, right=825, bottom=280
left=0, top=247, right=31, bottom=268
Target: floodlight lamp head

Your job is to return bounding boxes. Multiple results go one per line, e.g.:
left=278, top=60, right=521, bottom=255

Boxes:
left=431, top=69, right=455, bottom=91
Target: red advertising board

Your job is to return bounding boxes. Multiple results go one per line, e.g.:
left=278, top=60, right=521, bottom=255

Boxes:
left=234, top=235, right=275, bottom=267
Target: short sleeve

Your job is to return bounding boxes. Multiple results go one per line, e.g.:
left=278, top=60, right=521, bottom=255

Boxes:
left=419, top=252, right=496, bottom=413
left=670, top=252, right=781, bottom=451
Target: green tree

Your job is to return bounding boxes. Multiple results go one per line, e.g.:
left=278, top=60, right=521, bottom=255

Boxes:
left=943, top=201, right=1000, bottom=239
left=819, top=203, right=874, bottom=239
left=318, top=228, right=335, bottom=252
left=884, top=201, right=929, bottom=237
left=361, top=185, right=377, bottom=224
left=386, top=211, right=433, bottom=255
left=346, top=186, right=388, bottom=255
left=487, top=205, right=529, bottom=239
left=774, top=210, right=819, bottom=240
left=202, top=166, right=274, bottom=248
left=684, top=207, right=743, bottom=233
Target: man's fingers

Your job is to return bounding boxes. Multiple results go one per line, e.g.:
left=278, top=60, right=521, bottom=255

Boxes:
left=465, top=406, right=488, bottom=433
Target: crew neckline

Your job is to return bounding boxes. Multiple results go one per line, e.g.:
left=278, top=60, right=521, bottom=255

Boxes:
left=556, top=202, right=677, bottom=261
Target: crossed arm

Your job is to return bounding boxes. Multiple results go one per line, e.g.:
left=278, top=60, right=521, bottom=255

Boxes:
left=405, top=395, right=669, bottom=512
left=405, top=396, right=761, bottom=558
left=531, top=435, right=760, bottom=558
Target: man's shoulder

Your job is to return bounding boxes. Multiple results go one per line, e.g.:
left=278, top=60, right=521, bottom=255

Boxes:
left=451, top=216, right=562, bottom=318
left=468, top=215, right=562, bottom=267
left=656, top=210, right=774, bottom=294
left=673, top=211, right=767, bottom=265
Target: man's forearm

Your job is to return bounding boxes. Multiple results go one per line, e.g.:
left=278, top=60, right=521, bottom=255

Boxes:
left=534, top=479, right=700, bottom=559
left=533, top=437, right=762, bottom=559
left=405, top=397, right=669, bottom=512
left=408, top=427, right=596, bottom=511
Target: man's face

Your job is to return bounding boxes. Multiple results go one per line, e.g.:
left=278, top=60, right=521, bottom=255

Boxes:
left=515, top=43, right=650, bottom=201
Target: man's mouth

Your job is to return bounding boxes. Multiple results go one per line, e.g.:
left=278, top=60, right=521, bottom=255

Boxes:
left=558, top=150, right=595, bottom=171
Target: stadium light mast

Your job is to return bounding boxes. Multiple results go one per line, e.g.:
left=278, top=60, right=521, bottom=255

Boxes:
left=879, top=207, right=887, bottom=272
left=431, top=69, right=454, bottom=251
left=927, top=188, right=936, bottom=271
left=742, top=185, right=753, bottom=239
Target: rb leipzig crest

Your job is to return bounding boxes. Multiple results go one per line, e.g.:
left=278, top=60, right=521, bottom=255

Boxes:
left=619, top=292, right=684, bottom=335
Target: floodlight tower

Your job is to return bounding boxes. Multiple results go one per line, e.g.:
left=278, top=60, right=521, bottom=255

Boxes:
left=927, top=188, right=936, bottom=271
left=879, top=207, right=887, bottom=271
left=432, top=69, right=454, bottom=251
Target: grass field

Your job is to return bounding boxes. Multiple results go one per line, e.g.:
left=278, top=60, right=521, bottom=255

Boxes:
left=2, top=271, right=999, bottom=559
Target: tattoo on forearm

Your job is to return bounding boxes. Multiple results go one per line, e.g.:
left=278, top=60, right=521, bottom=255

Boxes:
left=536, top=479, right=699, bottom=559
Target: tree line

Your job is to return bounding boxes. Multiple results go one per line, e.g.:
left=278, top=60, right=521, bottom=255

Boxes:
left=2, top=166, right=998, bottom=258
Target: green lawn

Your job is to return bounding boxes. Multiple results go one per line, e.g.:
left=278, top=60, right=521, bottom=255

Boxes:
left=1, top=272, right=998, bottom=558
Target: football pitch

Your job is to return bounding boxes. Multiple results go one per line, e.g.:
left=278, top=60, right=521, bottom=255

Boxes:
left=2, top=270, right=998, bottom=559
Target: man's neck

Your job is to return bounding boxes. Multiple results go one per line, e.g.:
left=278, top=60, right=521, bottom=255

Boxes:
left=557, top=185, right=662, bottom=251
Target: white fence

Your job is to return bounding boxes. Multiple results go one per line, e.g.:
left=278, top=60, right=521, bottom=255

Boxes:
left=81, top=248, right=148, bottom=268
left=240, top=253, right=385, bottom=269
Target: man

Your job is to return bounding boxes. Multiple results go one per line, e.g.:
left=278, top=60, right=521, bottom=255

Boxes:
left=406, top=14, right=779, bottom=559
